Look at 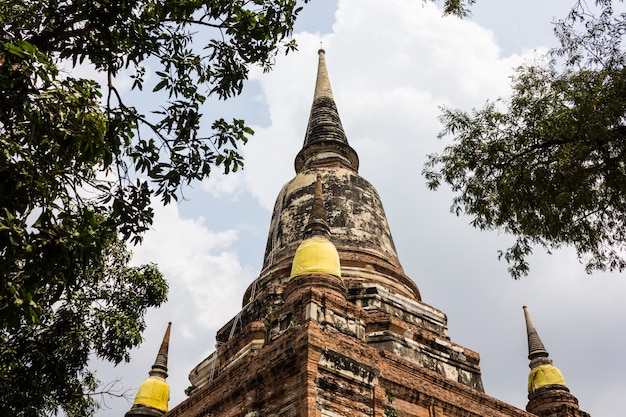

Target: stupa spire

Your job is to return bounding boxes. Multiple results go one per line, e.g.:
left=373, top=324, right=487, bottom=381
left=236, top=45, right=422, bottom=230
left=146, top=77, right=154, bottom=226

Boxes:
left=303, top=176, right=331, bottom=238
left=312, top=48, right=334, bottom=101
left=295, top=49, right=359, bottom=173
left=258, top=47, right=421, bottom=304
left=150, top=321, right=172, bottom=379
left=522, top=308, right=588, bottom=416
left=290, top=176, right=340, bottom=279
left=523, top=306, right=549, bottom=366
left=125, top=322, right=172, bottom=417
left=522, top=307, right=567, bottom=390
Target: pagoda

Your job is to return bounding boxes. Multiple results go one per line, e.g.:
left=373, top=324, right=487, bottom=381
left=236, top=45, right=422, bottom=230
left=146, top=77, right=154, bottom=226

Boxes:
left=135, top=50, right=590, bottom=417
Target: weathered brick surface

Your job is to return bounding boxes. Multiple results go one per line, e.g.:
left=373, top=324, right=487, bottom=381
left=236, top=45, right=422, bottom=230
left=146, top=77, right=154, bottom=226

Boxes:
left=169, top=280, right=537, bottom=417
left=526, top=387, right=590, bottom=417
left=170, top=327, right=309, bottom=417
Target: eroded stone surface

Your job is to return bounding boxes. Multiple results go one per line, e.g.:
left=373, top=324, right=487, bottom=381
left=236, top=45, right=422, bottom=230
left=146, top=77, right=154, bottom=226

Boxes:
left=260, top=167, right=420, bottom=302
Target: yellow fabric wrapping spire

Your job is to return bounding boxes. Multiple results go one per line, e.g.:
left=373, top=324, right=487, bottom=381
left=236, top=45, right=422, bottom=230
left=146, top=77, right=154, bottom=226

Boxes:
left=133, top=376, right=170, bottom=412
left=527, top=364, right=567, bottom=392
left=290, top=236, right=341, bottom=278
left=127, top=323, right=171, bottom=416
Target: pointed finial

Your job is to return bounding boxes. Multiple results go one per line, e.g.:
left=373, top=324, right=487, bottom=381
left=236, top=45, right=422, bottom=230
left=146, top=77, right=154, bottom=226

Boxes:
left=126, top=322, right=172, bottom=416
left=150, top=322, right=171, bottom=379
left=290, top=175, right=341, bottom=279
left=295, top=50, right=359, bottom=172
left=313, top=48, right=332, bottom=101
left=304, top=176, right=331, bottom=238
left=523, top=307, right=550, bottom=368
left=522, top=307, right=572, bottom=400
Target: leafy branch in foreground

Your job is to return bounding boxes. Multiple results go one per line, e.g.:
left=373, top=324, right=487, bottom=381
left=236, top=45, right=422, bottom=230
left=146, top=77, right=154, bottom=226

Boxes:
left=0, top=235, right=168, bottom=417
left=1, top=0, right=308, bottom=324
left=424, top=0, right=626, bottom=278
left=1, top=0, right=309, bottom=415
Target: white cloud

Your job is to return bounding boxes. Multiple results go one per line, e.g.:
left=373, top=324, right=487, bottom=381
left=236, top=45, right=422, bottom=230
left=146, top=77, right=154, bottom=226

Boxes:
left=200, top=171, right=245, bottom=199
left=131, top=202, right=253, bottom=330
left=94, top=201, right=254, bottom=414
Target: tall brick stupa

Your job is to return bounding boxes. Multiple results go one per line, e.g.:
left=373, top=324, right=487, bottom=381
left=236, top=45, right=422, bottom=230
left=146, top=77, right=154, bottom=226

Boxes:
left=144, top=50, right=590, bottom=417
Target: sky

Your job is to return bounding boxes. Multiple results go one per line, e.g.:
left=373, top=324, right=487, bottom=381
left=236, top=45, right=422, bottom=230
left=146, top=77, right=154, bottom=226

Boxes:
left=94, top=1, right=626, bottom=416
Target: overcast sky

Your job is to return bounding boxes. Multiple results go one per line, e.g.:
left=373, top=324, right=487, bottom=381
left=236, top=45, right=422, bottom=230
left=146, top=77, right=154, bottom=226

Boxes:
left=94, top=1, right=626, bottom=416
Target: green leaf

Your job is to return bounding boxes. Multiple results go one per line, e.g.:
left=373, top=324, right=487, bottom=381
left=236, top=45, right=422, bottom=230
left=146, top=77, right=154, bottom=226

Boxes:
left=153, top=79, right=168, bottom=92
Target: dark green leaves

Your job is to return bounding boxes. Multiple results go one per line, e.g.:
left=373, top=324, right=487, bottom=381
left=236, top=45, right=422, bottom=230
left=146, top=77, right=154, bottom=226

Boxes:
left=424, top=1, right=626, bottom=278
left=1, top=0, right=308, bottom=415
left=0, top=237, right=167, bottom=417
left=438, top=0, right=477, bottom=18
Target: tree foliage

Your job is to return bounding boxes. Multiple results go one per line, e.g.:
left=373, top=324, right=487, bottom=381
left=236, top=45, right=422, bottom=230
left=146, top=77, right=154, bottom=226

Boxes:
left=1, top=0, right=307, bottom=322
left=1, top=0, right=308, bottom=415
left=0, top=238, right=167, bottom=417
left=437, top=0, right=476, bottom=18
left=424, top=0, right=626, bottom=278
